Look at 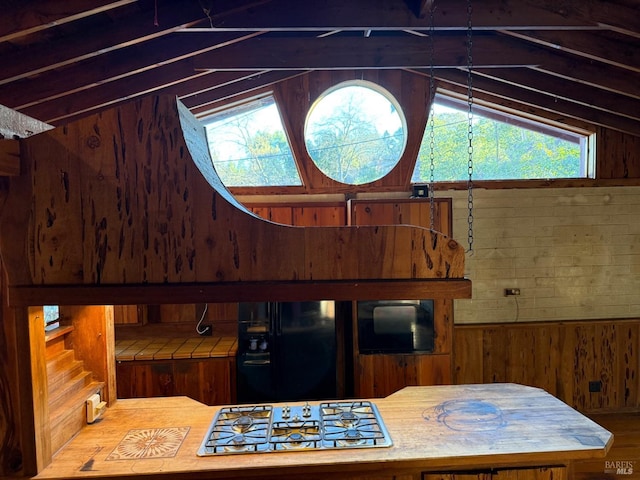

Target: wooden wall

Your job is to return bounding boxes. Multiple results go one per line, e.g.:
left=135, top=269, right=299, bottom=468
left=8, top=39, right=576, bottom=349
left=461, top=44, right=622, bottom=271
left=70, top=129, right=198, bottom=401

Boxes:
left=0, top=95, right=465, bottom=295
left=454, top=319, right=640, bottom=412
left=0, top=260, right=24, bottom=476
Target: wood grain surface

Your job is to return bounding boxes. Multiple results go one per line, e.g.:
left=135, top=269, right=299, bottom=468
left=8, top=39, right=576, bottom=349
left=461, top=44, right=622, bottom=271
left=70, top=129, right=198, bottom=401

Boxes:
left=34, top=384, right=612, bottom=480
left=1, top=95, right=466, bottom=295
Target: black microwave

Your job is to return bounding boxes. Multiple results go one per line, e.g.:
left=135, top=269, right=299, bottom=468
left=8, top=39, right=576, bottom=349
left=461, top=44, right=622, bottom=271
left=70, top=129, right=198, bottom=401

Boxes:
left=357, top=300, right=434, bottom=354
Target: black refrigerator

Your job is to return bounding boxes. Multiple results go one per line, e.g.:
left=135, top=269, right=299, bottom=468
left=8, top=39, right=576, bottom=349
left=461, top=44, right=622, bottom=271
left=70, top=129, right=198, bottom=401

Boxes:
left=236, top=301, right=337, bottom=404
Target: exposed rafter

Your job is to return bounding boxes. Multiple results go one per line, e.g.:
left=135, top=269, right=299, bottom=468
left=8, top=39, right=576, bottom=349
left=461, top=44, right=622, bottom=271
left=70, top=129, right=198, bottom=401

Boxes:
left=0, top=0, right=637, bottom=137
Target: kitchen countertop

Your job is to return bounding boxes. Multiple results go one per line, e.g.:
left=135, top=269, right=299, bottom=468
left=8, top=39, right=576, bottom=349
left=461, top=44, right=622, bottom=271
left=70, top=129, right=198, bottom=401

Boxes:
left=115, top=336, right=237, bottom=361
left=34, top=383, right=612, bottom=480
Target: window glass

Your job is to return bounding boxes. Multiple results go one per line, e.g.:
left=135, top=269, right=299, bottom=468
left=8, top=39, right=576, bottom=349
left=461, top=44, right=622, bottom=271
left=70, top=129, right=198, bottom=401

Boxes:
left=412, top=95, right=592, bottom=182
left=305, top=81, right=406, bottom=185
left=202, top=95, right=301, bottom=187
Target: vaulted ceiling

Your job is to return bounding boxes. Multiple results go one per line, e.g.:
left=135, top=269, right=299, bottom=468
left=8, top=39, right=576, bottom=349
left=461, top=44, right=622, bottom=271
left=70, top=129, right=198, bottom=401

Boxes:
left=1, top=0, right=639, bottom=137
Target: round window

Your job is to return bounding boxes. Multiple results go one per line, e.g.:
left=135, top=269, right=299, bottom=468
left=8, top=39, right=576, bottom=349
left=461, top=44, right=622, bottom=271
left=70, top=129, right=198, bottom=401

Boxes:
left=304, top=81, right=406, bottom=185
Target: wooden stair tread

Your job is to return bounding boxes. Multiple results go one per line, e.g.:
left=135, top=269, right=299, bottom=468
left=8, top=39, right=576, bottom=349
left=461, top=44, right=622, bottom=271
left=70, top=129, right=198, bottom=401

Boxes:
left=49, top=380, right=104, bottom=429
left=48, top=358, right=84, bottom=389
left=48, top=370, right=94, bottom=412
left=46, top=349, right=75, bottom=376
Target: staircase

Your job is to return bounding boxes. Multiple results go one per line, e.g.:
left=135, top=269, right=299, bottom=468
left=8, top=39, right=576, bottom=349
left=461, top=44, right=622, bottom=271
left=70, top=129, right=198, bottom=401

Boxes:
left=46, top=327, right=105, bottom=454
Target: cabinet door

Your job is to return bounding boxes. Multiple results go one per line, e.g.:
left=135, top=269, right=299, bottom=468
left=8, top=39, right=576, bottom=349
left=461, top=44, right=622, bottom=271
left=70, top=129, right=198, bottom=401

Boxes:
left=492, top=467, right=566, bottom=480
left=117, top=359, right=235, bottom=405
left=348, top=198, right=452, bottom=236
left=292, top=204, right=346, bottom=226
left=423, top=473, right=491, bottom=480
left=173, top=358, right=235, bottom=406
left=355, top=354, right=452, bottom=398
left=116, top=361, right=173, bottom=398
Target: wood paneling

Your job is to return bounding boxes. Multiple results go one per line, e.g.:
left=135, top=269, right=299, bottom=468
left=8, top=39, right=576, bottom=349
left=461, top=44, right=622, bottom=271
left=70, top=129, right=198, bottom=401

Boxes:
left=0, top=260, right=24, bottom=477
left=273, top=70, right=429, bottom=194
left=115, top=357, right=236, bottom=406
left=454, top=319, right=640, bottom=412
left=61, top=305, right=116, bottom=405
left=245, top=202, right=347, bottom=227
left=1, top=95, right=466, bottom=306
left=355, top=353, right=452, bottom=398
left=349, top=199, right=455, bottom=398
left=596, top=126, right=640, bottom=179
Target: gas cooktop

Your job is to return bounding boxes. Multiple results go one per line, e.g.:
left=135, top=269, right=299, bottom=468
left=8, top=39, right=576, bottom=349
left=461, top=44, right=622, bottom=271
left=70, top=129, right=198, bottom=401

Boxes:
left=197, top=400, right=393, bottom=455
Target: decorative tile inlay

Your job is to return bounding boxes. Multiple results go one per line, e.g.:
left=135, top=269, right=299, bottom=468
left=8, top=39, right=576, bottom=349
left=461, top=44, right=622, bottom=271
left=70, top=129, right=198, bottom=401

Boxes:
left=106, top=427, right=190, bottom=460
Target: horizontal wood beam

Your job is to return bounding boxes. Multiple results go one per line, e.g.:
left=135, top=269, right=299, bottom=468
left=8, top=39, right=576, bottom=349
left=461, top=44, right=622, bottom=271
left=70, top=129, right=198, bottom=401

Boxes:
left=473, top=68, right=640, bottom=122
left=0, top=0, right=209, bottom=86
left=7, top=279, right=473, bottom=306
left=179, top=71, right=307, bottom=115
left=432, top=69, right=640, bottom=137
left=199, top=0, right=601, bottom=31
left=0, top=32, right=263, bottom=111
left=21, top=58, right=212, bottom=124
left=500, top=30, right=640, bottom=74
left=0, top=0, right=137, bottom=43
left=192, top=35, right=542, bottom=70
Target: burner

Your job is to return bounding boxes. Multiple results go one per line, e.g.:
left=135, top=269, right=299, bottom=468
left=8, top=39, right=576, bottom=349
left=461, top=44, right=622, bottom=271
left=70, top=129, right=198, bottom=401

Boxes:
left=335, top=429, right=366, bottom=447
left=271, top=421, right=321, bottom=450
left=199, top=405, right=273, bottom=455
left=197, top=401, right=392, bottom=456
left=232, top=415, right=254, bottom=433
left=339, top=411, right=359, bottom=427
left=320, top=401, right=390, bottom=449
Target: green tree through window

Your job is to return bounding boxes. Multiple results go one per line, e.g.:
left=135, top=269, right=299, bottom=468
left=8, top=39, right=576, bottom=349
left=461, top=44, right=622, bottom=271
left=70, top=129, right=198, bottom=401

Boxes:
left=203, top=95, right=301, bottom=187
left=412, top=96, right=589, bottom=182
left=305, top=81, right=406, bottom=185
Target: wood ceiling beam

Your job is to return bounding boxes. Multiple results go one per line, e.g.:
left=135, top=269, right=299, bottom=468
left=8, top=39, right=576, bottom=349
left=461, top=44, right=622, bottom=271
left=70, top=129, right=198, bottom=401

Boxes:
left=0, top=32, right=263, bottom=111
left=0, top=0, right=209, bottom=86
left=473, top=68, right=640, bottom=122
left=20, top=58, right=209, bottom=124
left=180, top=71, right=308, bottom=115
left=500, top=30, right=640, bottom=74
left=549, top=0, right=640, bottom=38
left=429, top=76, right=595, bottom=132
left=485, top=32, right=640, bottom=100
left=431, top=69, right=640, bottom=137
left=0, top=0, right=137, bottom=43
left=22, top=67, right=295, bottom=126
left=192, top=35, right=544, bottom=70
left=194, top=0, right=602, bottom=31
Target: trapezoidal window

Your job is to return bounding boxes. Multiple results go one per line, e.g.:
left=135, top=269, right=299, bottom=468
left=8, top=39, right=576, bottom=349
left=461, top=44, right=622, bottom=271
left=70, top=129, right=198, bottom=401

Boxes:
left=202, top=95, right=301, bottom=187
left=412, top=94, right=594, bottom=182
left=304, top=80, right=407, bottom=185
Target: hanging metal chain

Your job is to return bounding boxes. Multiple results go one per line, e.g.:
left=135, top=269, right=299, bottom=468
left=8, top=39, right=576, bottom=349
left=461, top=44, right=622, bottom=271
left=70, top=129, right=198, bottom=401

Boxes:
left=466, top=0, right=474, bottom=254
left=428, top=4, right=436, bottom=231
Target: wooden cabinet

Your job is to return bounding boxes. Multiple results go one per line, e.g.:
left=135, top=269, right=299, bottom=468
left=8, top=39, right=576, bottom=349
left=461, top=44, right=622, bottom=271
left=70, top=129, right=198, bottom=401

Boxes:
left=246, top=198, right=457, bottom=398
left=246, top=202, right=347, bottom=226
left=422, top=468, right=565, bottom=480
left=116, top=357, right=236, bottom=406
left=348, top=197, right=453, bottom=236
left=355, top=354, right=452, bottom=398
left=349, top=198, right=455, bottom=398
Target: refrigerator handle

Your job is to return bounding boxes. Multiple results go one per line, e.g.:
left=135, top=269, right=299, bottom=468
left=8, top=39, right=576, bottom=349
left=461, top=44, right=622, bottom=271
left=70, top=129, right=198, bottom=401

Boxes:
left=272, top=303, right=281, bottom=336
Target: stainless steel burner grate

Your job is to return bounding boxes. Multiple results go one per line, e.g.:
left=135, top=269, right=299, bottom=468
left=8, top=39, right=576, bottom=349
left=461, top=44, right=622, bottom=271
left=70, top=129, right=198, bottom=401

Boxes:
left=197, top=401, right=392, bottom=456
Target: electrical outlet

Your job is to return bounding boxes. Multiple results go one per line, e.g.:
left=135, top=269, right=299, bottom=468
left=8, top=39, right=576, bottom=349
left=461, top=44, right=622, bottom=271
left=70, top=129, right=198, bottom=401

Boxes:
left=87, top=393, right=107, bottom=423
left=589, top=380, right=602, bottom=393
left=504, top=288, right=521, bottom=296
